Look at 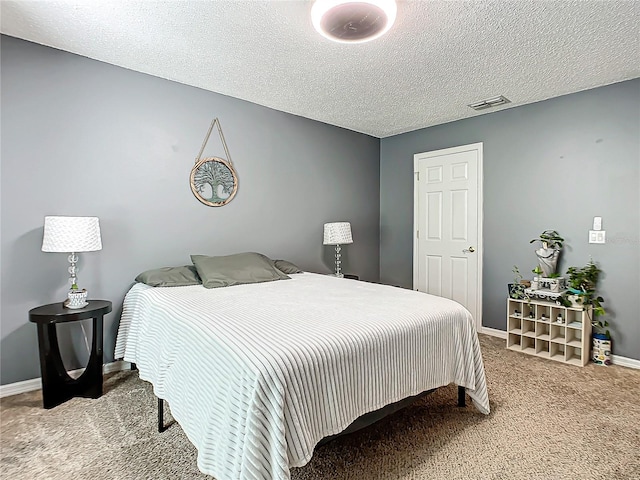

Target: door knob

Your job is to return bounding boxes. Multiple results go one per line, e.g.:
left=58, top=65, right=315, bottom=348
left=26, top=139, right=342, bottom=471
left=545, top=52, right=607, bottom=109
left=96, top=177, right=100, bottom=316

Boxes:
left=463, top=246, right=475, bottom=253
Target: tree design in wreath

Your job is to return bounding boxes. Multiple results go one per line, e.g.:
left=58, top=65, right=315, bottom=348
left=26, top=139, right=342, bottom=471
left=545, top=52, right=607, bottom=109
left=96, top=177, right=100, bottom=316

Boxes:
left=190, top=157, right=238, bottom=206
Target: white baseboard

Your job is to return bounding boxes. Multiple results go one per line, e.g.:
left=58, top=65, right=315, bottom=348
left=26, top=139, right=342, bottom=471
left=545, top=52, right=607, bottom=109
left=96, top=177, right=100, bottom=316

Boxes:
left=480, top=326, right=507, bottom=339
left=611, top=354, right=640, bottom=369
left=0, top=360, right=132, bottom=399
left=481, top=326, right=639, bottom=370
left=0, top=378, right=42, bottom=399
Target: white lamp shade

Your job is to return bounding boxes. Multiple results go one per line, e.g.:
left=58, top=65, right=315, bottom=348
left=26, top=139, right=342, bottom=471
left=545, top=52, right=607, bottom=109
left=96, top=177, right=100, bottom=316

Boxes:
left=42, top=216, right=102, bottom=252
left=323, top=222, right=353, bottom=245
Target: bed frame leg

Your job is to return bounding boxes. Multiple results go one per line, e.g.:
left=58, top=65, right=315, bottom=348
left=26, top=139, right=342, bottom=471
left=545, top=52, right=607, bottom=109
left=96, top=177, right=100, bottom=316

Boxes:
left=457, top=385, right=466, bottom=407
left=158, top=397, right=167, bottom=433
left=130, top=362, right=137, bottom=371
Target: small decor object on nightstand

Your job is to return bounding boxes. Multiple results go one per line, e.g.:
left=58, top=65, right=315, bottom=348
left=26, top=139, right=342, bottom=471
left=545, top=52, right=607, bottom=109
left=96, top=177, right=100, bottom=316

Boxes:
left=323, top=222, right=353, bottom=278
left=66, top=289, right=88, bottom=309
left=190, top=118, right=238, bottom=207
left=41, top=216, right=102, bottom=308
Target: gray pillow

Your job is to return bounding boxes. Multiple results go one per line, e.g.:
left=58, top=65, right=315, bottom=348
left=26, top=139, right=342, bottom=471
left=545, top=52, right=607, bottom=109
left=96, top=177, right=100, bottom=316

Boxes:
left=135, top=265, right=202, bottom=287
left=273, top=259, right=303, bottom=274
left=191, top=252, right=290, bottom=289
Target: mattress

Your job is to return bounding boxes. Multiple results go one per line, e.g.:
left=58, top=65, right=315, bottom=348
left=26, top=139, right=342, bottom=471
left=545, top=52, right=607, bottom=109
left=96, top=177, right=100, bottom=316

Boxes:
left=115, top=273, right=489, bottom=480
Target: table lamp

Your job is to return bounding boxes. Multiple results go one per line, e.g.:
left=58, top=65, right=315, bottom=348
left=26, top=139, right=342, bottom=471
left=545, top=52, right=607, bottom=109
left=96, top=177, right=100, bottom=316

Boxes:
left=42, top=216, right=102, bottom=308
left=323, top=222, right=353, bottom=278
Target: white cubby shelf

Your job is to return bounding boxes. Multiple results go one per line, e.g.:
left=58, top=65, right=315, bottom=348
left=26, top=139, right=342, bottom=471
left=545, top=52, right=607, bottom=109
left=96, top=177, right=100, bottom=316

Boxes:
left=506, top=297, right=592, bottom=366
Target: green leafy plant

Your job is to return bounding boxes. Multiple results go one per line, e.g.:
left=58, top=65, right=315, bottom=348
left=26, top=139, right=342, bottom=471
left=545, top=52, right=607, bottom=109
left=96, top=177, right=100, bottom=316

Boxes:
left=566, top=260, right=601, bottom=293
left=530, top=230, right=565, bottom=250
left=513, top=265, right=522, bottom=284
left=564, top=259, right=608, bottom=337
left=532, top=265, right=543, bottom=276
left=509, top=265, right=528, bottom=300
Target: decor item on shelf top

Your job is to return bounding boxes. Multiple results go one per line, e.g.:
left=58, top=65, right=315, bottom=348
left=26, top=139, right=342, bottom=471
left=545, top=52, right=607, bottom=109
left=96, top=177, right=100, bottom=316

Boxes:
left=190, top=118, right=238, bottom=207
left=530, top=265, right=543, bottom=290
left=530, top=229, right=564, bottom=277
left=508, top=265, right=529, bottom=300
left=41, top=216, right=102, bottom=309
left=311, top=0, right=397, bottom=44
left=323, top=222, right=353, bottom=278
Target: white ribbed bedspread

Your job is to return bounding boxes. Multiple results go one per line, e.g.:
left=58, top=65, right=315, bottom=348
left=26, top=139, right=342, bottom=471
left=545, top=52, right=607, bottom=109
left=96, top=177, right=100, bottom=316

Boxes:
left=115, top=273, right=489, bottom=480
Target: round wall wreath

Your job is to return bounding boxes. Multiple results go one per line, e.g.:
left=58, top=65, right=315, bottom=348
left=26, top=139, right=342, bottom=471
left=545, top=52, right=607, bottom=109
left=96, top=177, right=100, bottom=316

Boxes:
left=191, top=118, right=238, bottom=207
left=190, top=157, right=238, bottom=207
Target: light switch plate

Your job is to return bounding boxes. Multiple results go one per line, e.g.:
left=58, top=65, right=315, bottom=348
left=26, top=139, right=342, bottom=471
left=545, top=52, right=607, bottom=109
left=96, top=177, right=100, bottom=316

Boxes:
left=589, top=230, right=606, bottom=244
left=593, top=216, right=602, bottom=231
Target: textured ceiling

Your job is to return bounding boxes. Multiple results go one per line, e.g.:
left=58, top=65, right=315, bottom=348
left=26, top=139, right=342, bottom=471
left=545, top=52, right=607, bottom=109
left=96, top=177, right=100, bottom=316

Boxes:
left=1, top=1, right=639, bottom=138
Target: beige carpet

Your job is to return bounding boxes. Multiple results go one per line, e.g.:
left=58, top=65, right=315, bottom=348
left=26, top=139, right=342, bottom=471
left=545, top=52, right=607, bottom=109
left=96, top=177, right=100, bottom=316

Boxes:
left=2, top=335, right=639, bottom=480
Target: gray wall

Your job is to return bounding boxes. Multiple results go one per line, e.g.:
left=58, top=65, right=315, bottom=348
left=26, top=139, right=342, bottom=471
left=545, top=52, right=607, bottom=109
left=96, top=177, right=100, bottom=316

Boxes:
left=380, top=79, right=640, bottom=361
left=1, top=36, right=380, bottom=385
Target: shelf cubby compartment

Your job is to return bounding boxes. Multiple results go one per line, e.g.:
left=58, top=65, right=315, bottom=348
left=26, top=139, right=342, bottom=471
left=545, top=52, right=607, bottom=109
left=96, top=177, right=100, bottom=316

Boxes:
left=522, top=319, right=536, bottom=337
left=535, top=322, right=550, bottom=341
left=509, top=301, right=524, bottom=319
left=521, top=336, right=536, bottom=355
left=536, top=339, right=550, bottom=357
left=507, top=333, right=522, bottom=350
left=508, top=316, right=522, bottom=334
left=565, top=309, right=582, bottom=328
left=536, top=304, right=551, bottom=322
left=550, top=324, right=566, bottom=343
left=549, top=342, right=565, bottom=361
left=522, top=303, right=535, bottom=320
left=566, top=327, right=582, bottom=348
left=565, top=346, right=583, bottom=366
left=551, top=307, right=565, bottom=325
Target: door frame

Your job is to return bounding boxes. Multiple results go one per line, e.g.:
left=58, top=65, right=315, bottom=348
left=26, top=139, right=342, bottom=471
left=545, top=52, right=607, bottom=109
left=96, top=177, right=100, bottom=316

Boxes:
left=413, top=142, right=484, bottom=332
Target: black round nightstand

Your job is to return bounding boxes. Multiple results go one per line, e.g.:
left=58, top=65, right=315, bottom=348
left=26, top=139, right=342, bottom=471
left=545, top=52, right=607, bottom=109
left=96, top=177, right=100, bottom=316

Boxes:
left=29, top=300, right=112, bottom=409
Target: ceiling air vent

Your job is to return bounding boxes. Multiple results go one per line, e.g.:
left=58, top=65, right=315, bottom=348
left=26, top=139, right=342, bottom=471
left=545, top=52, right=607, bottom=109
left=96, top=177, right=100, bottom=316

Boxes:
left=468, top=95, right=511, bottom=111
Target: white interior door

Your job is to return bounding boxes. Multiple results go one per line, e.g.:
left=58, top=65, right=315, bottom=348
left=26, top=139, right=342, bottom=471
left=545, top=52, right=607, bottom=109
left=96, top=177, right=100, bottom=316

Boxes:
left=413, top=143, right=483, bottom=330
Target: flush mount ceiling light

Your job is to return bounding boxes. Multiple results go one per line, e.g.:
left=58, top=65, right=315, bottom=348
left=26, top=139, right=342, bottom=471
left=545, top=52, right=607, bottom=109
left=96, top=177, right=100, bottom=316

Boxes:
left=311, top=0, right=397, bottom=44
left=468, top=95, right=511, bottom=111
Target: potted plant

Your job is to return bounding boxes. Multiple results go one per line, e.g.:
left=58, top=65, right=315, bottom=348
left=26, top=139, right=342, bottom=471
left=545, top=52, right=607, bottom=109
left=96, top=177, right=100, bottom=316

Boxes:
left=531, top=265, right=543, bottom=290
left=565, top=260, right=605, bottom=313
left=547, top=272, right=563, bottom=293
left=562, top=259, right=610, bottom=365
left=530, top=229, right=564, bottom=277
left=65, top=282, right=88, bottom=309
left=508, top=265, right=528, bottom=300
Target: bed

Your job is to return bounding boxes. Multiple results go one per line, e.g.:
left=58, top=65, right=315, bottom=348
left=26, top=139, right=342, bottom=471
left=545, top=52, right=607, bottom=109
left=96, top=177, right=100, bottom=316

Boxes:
left=115, top=262, right=489, bottom=480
